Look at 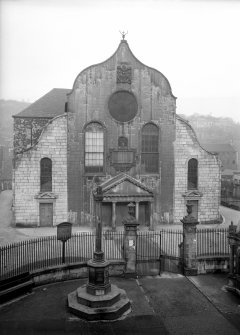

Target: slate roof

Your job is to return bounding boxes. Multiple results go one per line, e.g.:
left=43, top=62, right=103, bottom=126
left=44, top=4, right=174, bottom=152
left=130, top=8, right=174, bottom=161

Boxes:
left=201, top=143, right=236, bottom=153
left=13, top=88, right=71, bottom=118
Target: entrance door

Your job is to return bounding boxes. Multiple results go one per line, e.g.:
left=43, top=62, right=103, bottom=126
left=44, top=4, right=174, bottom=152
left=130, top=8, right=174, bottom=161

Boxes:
left=40, top=203, right=53, bottom=227
left=102, top=203, right=112, bottom=227
left=139, top=202, right=150, bottom=226
left=116, top=202, right=129, bottom=226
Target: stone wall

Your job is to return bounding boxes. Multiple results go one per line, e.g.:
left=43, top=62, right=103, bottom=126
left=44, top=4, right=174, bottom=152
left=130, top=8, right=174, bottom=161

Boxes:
left=174, top=116, right=221, bottom=223
left=67, top=40, right=176, bottom=224
left=13, top=115, right=68, bottom=226
left=13, top=117, right=50, bottom=154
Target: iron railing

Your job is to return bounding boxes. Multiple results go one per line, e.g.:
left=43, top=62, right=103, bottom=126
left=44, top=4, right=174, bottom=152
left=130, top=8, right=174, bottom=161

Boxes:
left=0, top=232, right=125, bottom=280
left=0, top=228, right=230, bottom=280
left=196, top=228, right=229, bottom=257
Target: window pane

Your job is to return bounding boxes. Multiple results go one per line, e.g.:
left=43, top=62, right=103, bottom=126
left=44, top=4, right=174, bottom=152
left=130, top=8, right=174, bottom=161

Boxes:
left=141, top=123, right=159, bottom=173
left=142, top=124, right=158, bottom=153
left=188, top=159, right=198, bottom=189
left=85, top=123, right=104, bottom=173
left=141, top=153, right=159, bottom=173
left=40, top=158, right=52, bottom=192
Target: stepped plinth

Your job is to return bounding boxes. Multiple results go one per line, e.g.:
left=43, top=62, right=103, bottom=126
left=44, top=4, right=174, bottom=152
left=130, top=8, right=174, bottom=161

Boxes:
left=68, top=284, right=131, bottom=321
left=67, top=186, right=131, bottom=321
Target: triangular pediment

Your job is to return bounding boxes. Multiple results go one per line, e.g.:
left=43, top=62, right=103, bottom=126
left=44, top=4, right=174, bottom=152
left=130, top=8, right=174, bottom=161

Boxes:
left=34, top=192, right=58, bottom=199
left=182, top=190, right=203, bottom=198
left=101, top=174, right=153, bottom=197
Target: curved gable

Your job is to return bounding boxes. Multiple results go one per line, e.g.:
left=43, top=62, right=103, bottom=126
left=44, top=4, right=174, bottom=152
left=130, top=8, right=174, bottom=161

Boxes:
left=71, top=40, right=175, bottom=98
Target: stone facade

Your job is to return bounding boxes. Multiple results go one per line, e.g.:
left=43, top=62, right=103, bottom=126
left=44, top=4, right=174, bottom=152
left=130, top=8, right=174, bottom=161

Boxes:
left=67, top=40, right=176, bottom=225
left=13, top=39, right=221, bottom=227
left=174, top=116, right=221, bottom=223
left=13, top=115, right=68, bottom=226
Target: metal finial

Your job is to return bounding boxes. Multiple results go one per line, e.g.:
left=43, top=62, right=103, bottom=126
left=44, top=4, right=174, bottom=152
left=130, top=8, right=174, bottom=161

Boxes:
left=119, top=30, right=128, bottom=40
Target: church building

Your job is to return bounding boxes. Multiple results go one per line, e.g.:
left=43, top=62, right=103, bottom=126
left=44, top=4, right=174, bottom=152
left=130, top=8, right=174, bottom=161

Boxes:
left=12, top=38, right=221, bottom=228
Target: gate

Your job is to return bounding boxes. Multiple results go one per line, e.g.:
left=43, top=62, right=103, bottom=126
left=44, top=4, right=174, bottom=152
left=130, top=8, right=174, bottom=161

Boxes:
left=136, top=230, right=183, bottom=276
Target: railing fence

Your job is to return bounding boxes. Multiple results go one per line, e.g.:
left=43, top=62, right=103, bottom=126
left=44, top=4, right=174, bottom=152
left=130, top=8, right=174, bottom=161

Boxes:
left=0, top=228, right=230, bottom=280
left=196, top=228, right=229, bottom=257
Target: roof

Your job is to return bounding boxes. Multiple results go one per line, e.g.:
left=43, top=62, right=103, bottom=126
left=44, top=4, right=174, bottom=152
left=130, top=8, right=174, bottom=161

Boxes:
left=71, top=39, right=176, bottom=99
left=13, top=88, right=71, bottom=118
left=201, top=143, right=236, bottom=153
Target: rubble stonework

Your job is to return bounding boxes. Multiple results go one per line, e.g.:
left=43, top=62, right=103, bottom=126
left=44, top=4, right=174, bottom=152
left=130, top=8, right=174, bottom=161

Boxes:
left=174, top=116, right=221, bottom=223
left=13, top=118, right=50, bottom=153
left=13, top=115, right=68, bottom=226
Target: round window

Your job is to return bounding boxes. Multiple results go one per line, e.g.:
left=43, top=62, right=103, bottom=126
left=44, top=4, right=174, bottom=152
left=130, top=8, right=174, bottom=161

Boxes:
left=108, top=91, right=138, bottom=122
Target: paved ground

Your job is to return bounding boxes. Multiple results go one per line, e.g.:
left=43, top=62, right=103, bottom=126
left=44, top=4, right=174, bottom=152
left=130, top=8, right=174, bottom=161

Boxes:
left=0, top=190, right=29, bottom=245
left=0, top=273, right=239, bottom=335
left=0, top=190, right=239, bottom=246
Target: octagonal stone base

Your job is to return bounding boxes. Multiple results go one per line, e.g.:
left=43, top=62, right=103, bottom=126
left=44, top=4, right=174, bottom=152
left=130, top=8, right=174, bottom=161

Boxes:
left=68, top=284, right=131, bottom=321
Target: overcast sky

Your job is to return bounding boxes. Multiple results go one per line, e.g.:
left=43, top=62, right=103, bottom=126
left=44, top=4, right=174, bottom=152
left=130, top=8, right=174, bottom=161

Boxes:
left=1, top=0, right=240, bottom=122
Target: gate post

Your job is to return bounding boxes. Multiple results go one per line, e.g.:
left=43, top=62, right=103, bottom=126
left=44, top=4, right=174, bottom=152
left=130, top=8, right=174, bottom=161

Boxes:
left=123, top=203, right=139, bottom=278
left=181, top=204, right=199, bottom=276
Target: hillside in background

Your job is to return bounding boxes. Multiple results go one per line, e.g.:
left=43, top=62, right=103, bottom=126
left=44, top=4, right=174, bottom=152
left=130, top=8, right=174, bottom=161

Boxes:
left=0, top=100, right=30, bottom=146
left=179, top=113, right=240, bottom=141
left=0, top=99, right=240, bottom=164
left=179, top=113, right=240, bottom=168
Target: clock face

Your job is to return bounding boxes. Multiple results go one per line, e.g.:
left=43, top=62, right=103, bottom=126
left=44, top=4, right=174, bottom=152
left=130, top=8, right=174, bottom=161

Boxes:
left=108, top=91, right=138, bottom=122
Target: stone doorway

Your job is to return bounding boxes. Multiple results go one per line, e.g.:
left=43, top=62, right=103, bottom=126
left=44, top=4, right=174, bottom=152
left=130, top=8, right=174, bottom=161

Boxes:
left=39, top=203, right=53, bottom=227
left=99, top=173, right=154, bottom=230
left=102, top=201, right=151, bottom=228
left=116, top=202, right=129, bottom=226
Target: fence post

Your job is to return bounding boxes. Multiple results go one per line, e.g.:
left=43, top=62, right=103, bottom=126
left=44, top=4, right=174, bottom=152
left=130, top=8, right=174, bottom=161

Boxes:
left=123, top=203, right=139, bottom=278
left=181, top=204, right=199, bottom=276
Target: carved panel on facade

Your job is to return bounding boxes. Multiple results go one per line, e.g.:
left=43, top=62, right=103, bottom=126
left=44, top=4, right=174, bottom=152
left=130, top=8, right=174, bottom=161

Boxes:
left=109, top=149, right=136, bottom=172
left=117, top=64, right=132, bottom=84
left=140, top=176, right=159, bottom=190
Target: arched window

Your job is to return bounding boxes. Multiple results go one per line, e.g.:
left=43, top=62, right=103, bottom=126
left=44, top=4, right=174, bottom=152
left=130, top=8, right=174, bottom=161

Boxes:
left=40, top=158, right=52, bottom=192
left=85, top=122, right=104, bottom=174
left=141, top=123, right=159, bottom=173
left=188, top=158, right=198, bottom=189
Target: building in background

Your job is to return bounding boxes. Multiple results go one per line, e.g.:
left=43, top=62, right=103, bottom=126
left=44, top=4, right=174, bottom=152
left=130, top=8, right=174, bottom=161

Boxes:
left=12, top=39, right=221, bottom=227
left=0, top=145, right=12, bottom=191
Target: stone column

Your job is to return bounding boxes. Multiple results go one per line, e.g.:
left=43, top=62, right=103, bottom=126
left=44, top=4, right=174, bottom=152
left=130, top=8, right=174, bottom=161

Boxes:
left=226, top=222, right=240, bottom=296
left=123, top=203, right=139, bottom=278
left=112, top=201, right=116, bottom=231
left=229, top=245, right=235, bottom=275
left=149, top=201, right=154, bottom=231
left=135, top=201, right=139, bottom=221
left=181, top=204, right=199, bottom=276
left=228, top=221, right=237, bottom=276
